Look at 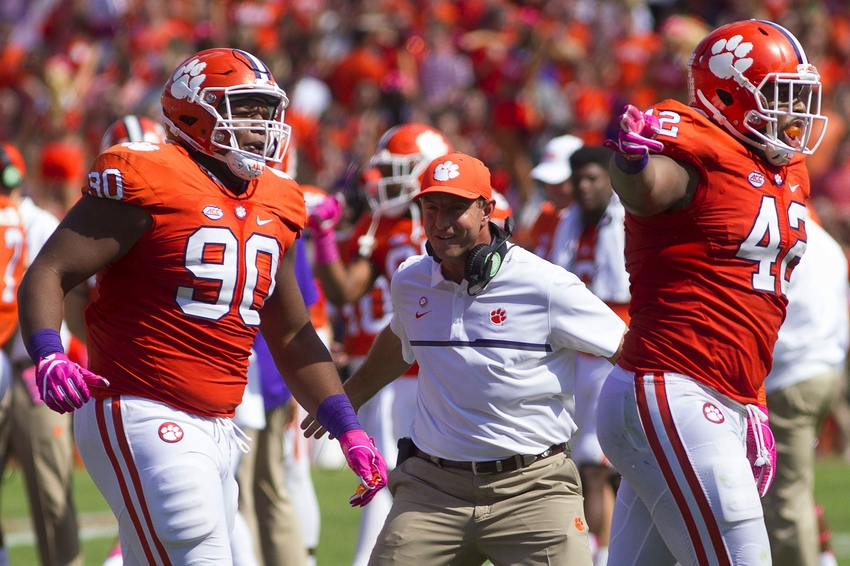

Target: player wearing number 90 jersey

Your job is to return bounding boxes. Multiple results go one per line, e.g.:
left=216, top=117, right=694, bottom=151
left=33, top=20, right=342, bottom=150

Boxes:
left=620, top=100, right=809, bottom=406
left=83, top=141, right=304, bottom=417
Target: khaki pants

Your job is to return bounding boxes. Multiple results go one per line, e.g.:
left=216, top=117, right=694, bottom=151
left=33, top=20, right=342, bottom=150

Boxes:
left=236, top=401, right=306, bottom=566
left=763, top=370, right=841, bottom=566
left=369, top=451, right=591, bottom=566
left=0, top=369, right=82, bottom=566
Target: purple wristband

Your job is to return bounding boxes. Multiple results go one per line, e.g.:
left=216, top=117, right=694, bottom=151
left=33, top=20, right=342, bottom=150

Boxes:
left=26, top=328, right=64, bottom=365
left=615, top=152, right=649, bottom=175
left=316, top=394, right=361, bottom=439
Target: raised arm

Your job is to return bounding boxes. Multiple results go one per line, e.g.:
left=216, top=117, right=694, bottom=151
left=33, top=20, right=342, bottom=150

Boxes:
left=605, top=105, right=700, bottom=216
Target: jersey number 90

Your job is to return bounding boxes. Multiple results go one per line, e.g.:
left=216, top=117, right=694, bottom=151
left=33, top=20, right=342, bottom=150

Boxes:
left=177, top=227, right=280, bottom=325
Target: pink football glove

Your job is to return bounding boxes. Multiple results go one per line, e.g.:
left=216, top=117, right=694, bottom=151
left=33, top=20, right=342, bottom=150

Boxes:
left=307, top=194, right=343, bottom=264
left=604, top=104, right=664, bottom=159
left=307, top=193, right=343, bottom=234
left=339, top=429, right=388, bottom=507
left=745, top=404, right=776, bottom=498
left=36, top=353, right=110, bottom=414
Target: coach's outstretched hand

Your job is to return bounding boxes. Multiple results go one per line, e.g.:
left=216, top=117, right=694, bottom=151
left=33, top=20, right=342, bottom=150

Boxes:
left=339, top=429, right=388, bottom=507
left=36, top=353, right=110, bottom=414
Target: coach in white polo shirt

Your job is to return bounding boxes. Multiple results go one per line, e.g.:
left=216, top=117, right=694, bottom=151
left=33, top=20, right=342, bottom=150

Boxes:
left=313, top=151, right=627, bottom=565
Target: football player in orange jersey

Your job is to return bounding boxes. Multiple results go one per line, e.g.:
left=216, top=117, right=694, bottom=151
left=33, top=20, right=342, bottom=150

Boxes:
left=17, top=48, right=387, bottom=563
left=597, top=20, right=828, bottom=565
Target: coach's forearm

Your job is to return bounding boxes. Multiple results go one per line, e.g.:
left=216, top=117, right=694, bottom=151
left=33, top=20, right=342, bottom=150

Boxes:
left=344, top=325, right=412, bottom=412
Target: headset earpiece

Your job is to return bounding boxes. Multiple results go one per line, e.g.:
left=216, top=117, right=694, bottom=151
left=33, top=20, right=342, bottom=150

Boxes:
left=463, top=217, right=514, bottom=296
left=0, top=145, right=22, bottom=190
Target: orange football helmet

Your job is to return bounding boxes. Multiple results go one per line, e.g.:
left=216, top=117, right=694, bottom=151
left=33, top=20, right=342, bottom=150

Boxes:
left=100, top=115, right=167, bottom=152
left=688, top=19, right=827, bottom=165
left=161, top=48, right=291, bottom=179
left=366, top=124, right=453, bottom=218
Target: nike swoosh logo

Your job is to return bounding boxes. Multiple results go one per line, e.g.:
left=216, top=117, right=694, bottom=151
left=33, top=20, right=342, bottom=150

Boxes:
left=257, top=217, right=273, bottom=225
left=789, top=184, right=799, bottom=193
left=415, top=311, right=432, bottom=319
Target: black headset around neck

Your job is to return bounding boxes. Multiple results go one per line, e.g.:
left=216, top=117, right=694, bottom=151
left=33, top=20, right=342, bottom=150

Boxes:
left=426, top=217, right=514, bottom=296
left=0, top=145, right=22, bottom=190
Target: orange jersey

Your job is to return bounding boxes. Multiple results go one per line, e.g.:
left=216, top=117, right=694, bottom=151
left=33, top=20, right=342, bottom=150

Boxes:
left=528, top=201, right=562, bottom=259
left=344, top=213, right=423, bottom=376
left=620, top=101, right=809, bottom=405
left=0, top=197, right=25, bottom=345
left=83, top=143, right=305, bottom=417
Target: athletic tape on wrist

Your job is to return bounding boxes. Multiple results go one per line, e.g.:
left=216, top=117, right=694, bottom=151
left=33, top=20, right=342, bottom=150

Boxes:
left=26, top=328, right=64, bottom=365
left=615, top=152, right=649, bottom=175
left=316, top=393, right=360, bottom=439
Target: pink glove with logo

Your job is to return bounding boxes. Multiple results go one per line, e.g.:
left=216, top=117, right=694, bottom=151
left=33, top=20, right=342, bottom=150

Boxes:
left=604, top=104, right=664, bottom=162
left=306, top=194, right=343, bottom=264
left=339, top=429, right=388, bottom=507
left=36, top=352, right=110, bottom=414
left=745, top=404, right=776, bottom=498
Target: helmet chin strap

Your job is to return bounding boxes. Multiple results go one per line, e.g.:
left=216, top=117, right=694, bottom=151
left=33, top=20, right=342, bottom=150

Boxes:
left=764, top=143, right=792, bottom=166
left=224, top=151, right=266, bottom=180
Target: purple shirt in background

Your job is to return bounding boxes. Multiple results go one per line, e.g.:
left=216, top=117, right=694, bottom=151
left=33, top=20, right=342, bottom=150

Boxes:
left=256, top=237, right=318, bottom=411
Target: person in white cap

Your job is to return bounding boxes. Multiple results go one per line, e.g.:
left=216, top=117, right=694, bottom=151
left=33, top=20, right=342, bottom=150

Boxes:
left=304, top=151, right=627, bottom=565
left=520, top=134, right=584, bottom=259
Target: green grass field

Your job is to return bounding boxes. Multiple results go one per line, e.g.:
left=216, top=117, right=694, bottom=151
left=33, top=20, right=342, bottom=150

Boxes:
left=2, top=458, right=849, bottom=565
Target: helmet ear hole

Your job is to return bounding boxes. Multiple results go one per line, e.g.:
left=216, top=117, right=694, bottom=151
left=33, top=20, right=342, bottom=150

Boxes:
left=180, top=115, right=198, bottom=126
left=716, top=90, right=734, bottom=106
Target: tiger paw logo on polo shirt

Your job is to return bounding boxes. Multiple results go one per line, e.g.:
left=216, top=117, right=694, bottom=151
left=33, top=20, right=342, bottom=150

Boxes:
left=490, top=308, right=507, bottom=325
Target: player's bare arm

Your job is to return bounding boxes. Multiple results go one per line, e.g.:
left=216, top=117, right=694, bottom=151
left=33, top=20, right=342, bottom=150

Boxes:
left=313, top=255, right=379, bottom=307
left=609, top=154, right=699, bottom=217
left=18, top=195, right=151, bottom=340
left=259, top=242, right=347, bottom=417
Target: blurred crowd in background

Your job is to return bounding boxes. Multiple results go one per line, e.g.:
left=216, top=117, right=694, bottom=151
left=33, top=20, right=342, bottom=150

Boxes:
left=4, top=0, right=850, bottom=252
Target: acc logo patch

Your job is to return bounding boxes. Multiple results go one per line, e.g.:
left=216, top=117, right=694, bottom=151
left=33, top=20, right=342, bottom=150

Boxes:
left=703, top=403, right=725, bottom=424
left=203, top=205, right=224, bottom=220
left=747, top=171, right=765, bottom=188
left=490, top=308, right=507, bottom=326
left=159, top=422, right=184, bottom=443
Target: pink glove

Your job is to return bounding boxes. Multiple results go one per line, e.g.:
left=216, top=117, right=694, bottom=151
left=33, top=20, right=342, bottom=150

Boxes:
left=307, top=194, right=343, bottom=264
left=604, top=104, right=664, bottom=159
left=339, top=429, right=388, bottom=507
left=36, top=353, right=110, bottom=414
left=745, top=404, right=776, bottom=498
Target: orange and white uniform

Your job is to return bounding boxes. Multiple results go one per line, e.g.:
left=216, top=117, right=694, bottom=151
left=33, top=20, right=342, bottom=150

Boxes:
left=0, top=195, right=25, bottom=347
left=83, top=142, right=305, bottom=418
left=597, top=101, right=810, bottom=565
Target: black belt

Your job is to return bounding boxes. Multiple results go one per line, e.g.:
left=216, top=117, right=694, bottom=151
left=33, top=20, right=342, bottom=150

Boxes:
left=414, top=443, right=568, bottom=476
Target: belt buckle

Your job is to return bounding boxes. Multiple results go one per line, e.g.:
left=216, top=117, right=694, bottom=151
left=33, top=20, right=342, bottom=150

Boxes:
left=471, top=460, right=499, bottom=476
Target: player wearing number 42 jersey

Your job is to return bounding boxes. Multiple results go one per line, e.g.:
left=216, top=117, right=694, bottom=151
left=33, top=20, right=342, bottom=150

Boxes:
left=599, top=19, right=827, bottom=566
left=17, top=48, right=387, bottom=564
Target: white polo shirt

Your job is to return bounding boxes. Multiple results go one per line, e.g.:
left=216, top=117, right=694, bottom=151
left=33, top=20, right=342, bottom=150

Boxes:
left=390, top=243, right=626, bottom=461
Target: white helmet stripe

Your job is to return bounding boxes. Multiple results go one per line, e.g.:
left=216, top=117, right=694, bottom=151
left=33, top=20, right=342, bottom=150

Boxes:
left=123, top=115, right=144, bottom=142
